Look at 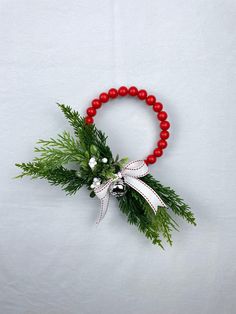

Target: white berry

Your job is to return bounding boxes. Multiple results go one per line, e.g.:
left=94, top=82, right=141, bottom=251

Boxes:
left=88, top=157, right=97, bottom=169
left=102, top=158, right=108, bottom=163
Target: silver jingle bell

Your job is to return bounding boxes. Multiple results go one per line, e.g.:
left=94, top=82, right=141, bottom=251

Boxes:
left=109, top=178, right=127, bottom=197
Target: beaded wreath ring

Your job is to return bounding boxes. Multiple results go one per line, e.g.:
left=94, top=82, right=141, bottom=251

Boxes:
left=16, top=85, right=196, bottom=248
left=85, top=86, right=170, bottom=165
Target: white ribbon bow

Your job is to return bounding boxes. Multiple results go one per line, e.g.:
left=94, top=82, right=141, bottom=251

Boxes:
left=94, top=160, right=167, bottom=224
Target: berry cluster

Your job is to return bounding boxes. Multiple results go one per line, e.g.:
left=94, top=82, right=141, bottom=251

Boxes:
left=85, top=86, right=170, bottom=165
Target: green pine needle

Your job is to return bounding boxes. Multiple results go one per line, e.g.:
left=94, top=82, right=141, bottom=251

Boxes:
left=15, top=161, right=85, bottom=195
left=34, top=131, right=82, bottom=168
left=119, top=174, right=196, bottom=248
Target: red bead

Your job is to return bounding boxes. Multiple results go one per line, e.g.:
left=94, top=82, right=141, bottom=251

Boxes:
left=138, top=89, right=147, bottom=100
left=146, top=95, right=156, bottom=106
left=129, top=86, right=138, bottom=96
left=144, top=159, right=149, bottom=165
left=147, top=155, right=156, bottom=164
left=87, top=107, right=96, bottom=117
left=153, top=148, right=163, bottom=157
left=158, top=139, right=168, bottom=149
left=160, top=121, right=170, bottom=130
left=99, top=92, right=109, bottom=103
left=158, top=111, right=168, bottom=121
left=160, top=130, right=169, bottom=140
left=153, top=102, right=163, bottom=112
left=118, top=86, right=128, bottom=96
left=92, top=99, right=102, bottom=109
left=85, top=116, right=94, bottom=124
left=108, top=88, right=118, bottom=99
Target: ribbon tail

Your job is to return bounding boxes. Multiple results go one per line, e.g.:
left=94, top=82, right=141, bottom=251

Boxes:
left=94, top=179, right=113, bottom=224
left=124, top=176, right=167, bottom=214
left=96, top=193, right=110, bottom=224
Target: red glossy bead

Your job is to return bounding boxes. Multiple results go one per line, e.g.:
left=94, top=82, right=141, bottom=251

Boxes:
left=85, top=116, right=94, bottom=124
left=99, top=92, right=109, bottom=103
left=158, top=139, right=168, bottom=149
left=108, top=88, right=118, bottom=99
left=118, top=86, right=128, bottom=96
left=153, top=102, right=163, bottom=112
left=158, top=111, right=168, bottom=121
left=147, top=155, right=156, bottom=164
left=138, top=89, right=147, bottom=100
left=92, top=99, right=102, bottom=109
left=160, top=121, right=170, bottom=130
left=146, top=95, right=156, bottom=106
left=153, top=148, right=163, bottom=157
left=129, top=86, right=138, bottom=96
left=87, top=107, right=96, bottom=117
left=160, top=130, right=169, bottom=140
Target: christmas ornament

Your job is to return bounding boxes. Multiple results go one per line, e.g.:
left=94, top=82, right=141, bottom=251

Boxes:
left=109, top=178, right=127, bottom=197
left=16, top=86, right=196, bottom=248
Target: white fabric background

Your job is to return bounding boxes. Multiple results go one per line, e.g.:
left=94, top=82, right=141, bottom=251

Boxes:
left=0, top=1, right=236, bottom=313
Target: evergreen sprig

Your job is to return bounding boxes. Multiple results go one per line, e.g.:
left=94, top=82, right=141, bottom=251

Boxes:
left=34, top=131, right=82, bottom=168
left=119, top=174, right=196, bottom=247
left=16, top=104, right=196, bottom=248
left=15, top=161, right=85, bottom=195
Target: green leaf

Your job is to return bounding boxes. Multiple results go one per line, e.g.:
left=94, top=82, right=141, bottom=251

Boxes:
left=90, top=145, right=98, bottom=155
left=90, top=191, right=96, bottom=198
left=118, top=157, right=129, bottom=168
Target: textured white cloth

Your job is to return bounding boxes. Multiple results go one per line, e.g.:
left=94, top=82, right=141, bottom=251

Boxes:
left=0, top=1, right=236, bottom=314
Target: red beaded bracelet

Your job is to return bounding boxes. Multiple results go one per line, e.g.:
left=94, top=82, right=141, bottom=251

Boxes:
left=85, top=86, right=170, bottom=166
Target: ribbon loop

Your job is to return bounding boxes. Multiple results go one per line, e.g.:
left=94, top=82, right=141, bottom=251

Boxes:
left=94, top=160, right=166, bottom=224
left=121, top=160, right=149, bottom=178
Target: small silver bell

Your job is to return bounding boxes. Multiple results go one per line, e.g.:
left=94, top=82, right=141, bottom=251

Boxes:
left=109, top=178, right=127, bottom=197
